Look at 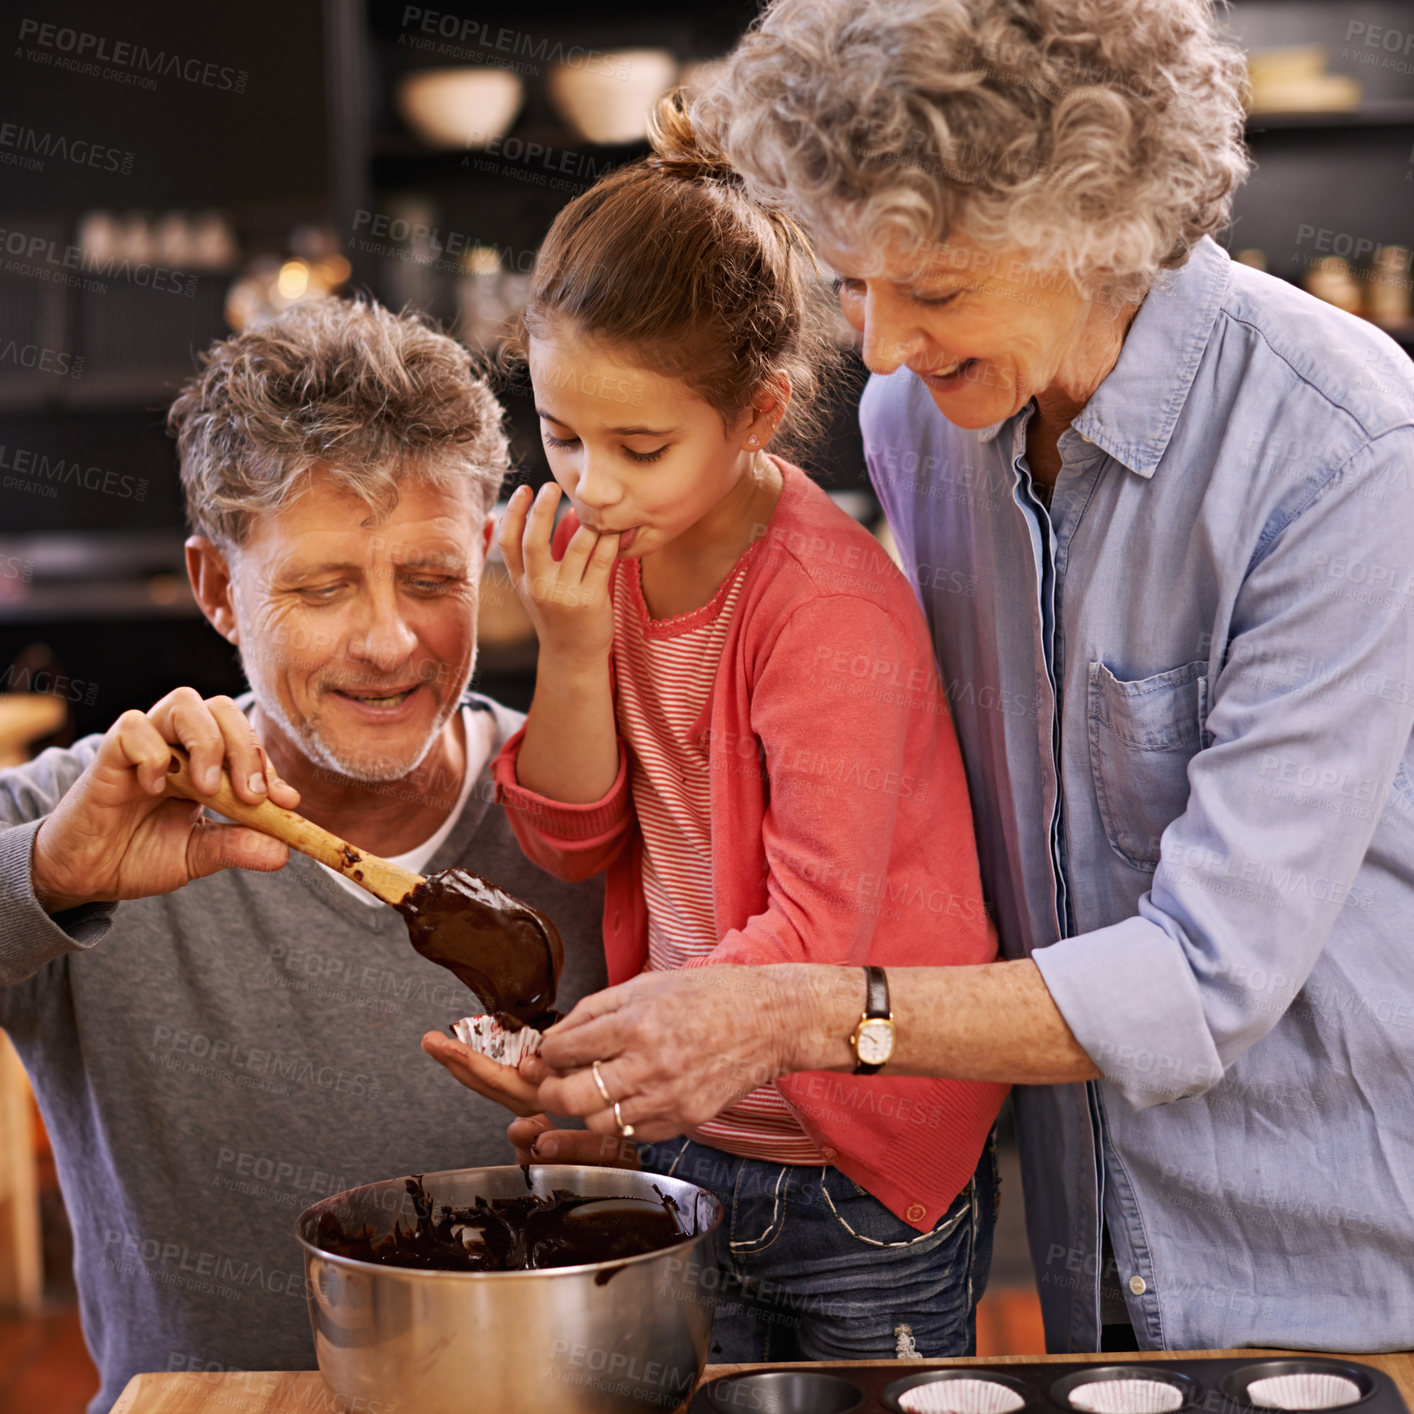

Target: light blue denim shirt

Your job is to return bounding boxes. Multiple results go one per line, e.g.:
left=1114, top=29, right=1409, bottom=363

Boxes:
left=861, top=236, right=1414, bottom=1353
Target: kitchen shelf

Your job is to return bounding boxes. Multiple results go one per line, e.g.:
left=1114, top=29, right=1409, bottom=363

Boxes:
left=0, top=532, right=195, bottom=624
left=1245, top=99, right=1414, bottom=130
left=370, top=131, right=649, bottom=193
left=0, top=584, right=200, bottom=625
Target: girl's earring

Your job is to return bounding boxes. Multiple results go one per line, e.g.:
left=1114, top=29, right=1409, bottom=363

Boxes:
left=748, top=435, right=759, bottom=447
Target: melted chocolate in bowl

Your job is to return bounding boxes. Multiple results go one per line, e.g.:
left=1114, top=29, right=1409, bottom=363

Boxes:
left=313, top=1175, right=689, bottom=1272
left=396, top=868, right=563, bottom=1028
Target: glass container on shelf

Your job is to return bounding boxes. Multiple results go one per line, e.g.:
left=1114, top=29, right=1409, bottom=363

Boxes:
left=76, top=209, right=239, bottom=275
left=457, top=245, right=510, bottom=348
left=375, top=195, right=441, bottom=315
left=224, top=226, right=351, bottom=331
left=1367, top=246, right=1412, bottom=329
left=455, top=244, right=532, bottom=350
left=1303, top=256, right=1364, bottom=317
left=1245, top=45, right=1361, bottom=115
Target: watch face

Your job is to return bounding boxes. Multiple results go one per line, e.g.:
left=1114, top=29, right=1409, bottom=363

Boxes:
left=856, top=1019, right=895, bottom=1066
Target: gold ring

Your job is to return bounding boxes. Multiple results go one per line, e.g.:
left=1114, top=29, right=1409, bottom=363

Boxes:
left=613, top=1100, right=635, bottom=1139
left=591, top=1060, right=614, bottom=1107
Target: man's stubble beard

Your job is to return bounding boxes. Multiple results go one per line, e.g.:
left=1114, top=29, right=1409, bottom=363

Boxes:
left=246, top=652, right=476, bottom=786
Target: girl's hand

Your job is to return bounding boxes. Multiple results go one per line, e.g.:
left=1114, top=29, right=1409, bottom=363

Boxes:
left=420, top=1031, right=543, bottom=1117
left=498, top=481, right=621, bottom=803
left=499, top=483, right=619, bottom=669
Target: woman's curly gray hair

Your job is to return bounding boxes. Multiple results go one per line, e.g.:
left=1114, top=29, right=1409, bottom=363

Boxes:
left=694, top=0, right=1252, bottom=299
left=169, top=297, right=509, bottom=550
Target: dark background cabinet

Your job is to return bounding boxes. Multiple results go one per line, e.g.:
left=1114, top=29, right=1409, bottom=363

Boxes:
left=1, top=0, right=1411, bottom=734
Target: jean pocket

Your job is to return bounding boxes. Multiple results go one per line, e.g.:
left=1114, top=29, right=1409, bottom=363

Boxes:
left=727, top=1164, right=792, bottom=1255
left=1088, top=659, right=1208, bottom=872
left=818, top=1167, right=970, bottom=1249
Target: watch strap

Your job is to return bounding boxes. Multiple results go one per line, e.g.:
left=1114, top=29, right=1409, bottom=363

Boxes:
left=863, top=965, right=889, bottom=1020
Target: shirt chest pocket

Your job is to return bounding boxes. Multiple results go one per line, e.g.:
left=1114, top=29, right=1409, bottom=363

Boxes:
left=1087, top=659, right=1210, bottom=872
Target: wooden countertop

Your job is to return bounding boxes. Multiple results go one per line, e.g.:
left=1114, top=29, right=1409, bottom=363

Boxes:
left=112, top=1349, right=1414, bottom=1412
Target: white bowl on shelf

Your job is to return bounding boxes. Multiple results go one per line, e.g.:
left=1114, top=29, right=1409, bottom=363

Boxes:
left=396, top=67, right=524, bottom=149
left=547, top=48, right=678, bottom=146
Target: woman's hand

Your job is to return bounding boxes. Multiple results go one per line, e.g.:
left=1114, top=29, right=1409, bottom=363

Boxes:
left=525, top=967, right=798, bottom=1143
left=420, top=1036, right=642, bottom=1166
left=499, top=482, right=619, bottom=670
left=420, top=1031, right=543, bottom=1117
left=30, top=688, right=299, bottom=912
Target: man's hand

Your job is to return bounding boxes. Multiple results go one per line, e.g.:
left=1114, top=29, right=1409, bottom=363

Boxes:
left=420, top=1034, right=643, bottom=1164
left=420, top=1031, right=544, bottom=1117
left=505, top=1113, right=640, bottom=1169
left=499, top=482, right=618, bottom=670
left=30, top=688, right=300, bottom=912
left=524, top=967, right=796, bottom=1143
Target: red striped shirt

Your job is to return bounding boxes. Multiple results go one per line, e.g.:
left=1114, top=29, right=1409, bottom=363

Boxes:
left=614, top=551, right=824, bottom=1164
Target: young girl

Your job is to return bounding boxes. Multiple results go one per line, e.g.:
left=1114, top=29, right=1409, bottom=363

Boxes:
left=444, top=96, right=1007, bottom=1361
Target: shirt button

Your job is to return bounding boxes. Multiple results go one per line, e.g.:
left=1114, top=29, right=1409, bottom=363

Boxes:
left=821, top=1147, right=837, bottom=1161
left=906, top=1203, right=927, bottom=1223
left=1129, top=1275, right=1147, bottom=1296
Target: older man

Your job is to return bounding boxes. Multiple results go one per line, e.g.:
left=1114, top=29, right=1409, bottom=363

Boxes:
left=0, top=297, right=605, bottom=1413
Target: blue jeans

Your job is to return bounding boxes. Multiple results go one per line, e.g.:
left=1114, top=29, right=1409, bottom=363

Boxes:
left=636, top=1130, right=998, bottom=1363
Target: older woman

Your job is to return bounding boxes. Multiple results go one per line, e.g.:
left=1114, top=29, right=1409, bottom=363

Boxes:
left=467, top=0, right=1414, bottom=1354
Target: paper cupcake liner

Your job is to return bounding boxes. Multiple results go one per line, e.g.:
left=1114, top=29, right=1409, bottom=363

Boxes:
left=452, top=1014, right=543, bottom=1068
left=1246, top=1375, right=1363, bottom=1411
left=1068, top=1380, right=1186, bottom=1414
left=900, top=1378, right=1029, bottom=1414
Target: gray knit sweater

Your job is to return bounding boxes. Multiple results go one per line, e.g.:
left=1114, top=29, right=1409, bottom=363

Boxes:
left=0, top=696, right=606, bottom=1414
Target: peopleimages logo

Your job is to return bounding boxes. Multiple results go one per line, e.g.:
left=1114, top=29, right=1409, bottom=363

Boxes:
left=399, top=6, right=629, bottom=80
left=0, top=225, right=197, bottom=297
left=0, top=444, right=149, bottom=501
left=0, top=120, right=135, bottom=175
left=0, top=663, right=99, bottom=707
left=16, top=18, right=249, bottom=92
left=0, top=340, right=82, bottom=377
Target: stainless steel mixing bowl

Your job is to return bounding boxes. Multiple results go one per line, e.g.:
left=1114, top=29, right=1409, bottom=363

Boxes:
left=297, top=1164, right=722, bottom=1414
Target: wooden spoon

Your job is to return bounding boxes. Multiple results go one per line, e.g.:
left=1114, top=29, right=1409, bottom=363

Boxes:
left=164, top=746, right=563, bottom=1026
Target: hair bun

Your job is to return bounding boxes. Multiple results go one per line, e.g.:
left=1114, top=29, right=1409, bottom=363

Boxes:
left=646, top=88, right=742, bottom=185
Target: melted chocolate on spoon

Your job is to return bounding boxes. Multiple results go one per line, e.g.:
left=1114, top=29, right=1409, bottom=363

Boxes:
left=313, top=1175, right=690, bottom=1272
left=396, top=868, right=562, bottom=1029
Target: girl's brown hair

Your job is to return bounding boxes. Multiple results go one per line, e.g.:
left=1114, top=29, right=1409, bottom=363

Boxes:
left=505, top=90, right=843, bottom=459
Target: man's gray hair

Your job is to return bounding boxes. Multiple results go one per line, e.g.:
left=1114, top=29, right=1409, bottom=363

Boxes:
left=168, top=297, right=509, bottom=548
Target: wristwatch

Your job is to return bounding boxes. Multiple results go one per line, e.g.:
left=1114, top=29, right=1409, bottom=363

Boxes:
left=849, top=966, right=895, bottom=1074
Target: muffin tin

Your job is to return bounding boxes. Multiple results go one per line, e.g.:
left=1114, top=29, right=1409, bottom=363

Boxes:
left=692, top=1357, right=1400, bottom=1414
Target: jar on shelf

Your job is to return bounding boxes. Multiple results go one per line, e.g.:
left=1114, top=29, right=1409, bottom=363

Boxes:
left=456, top=245, right=510, bottom=349
left=1367, top=246, right=1412, bottom=329
left=1303, top=256, right=1364, bottom=317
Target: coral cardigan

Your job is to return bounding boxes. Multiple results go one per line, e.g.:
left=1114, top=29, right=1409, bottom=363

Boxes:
left=493, top=459, right=1007, bottom=1230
